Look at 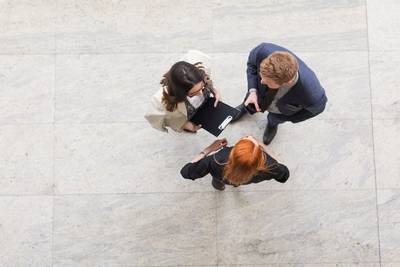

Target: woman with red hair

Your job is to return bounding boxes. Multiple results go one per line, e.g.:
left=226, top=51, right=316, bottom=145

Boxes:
left=180, top=136, right=289, bottom=190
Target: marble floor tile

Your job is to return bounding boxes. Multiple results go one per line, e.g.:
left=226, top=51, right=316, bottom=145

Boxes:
left=0, top=55, right=54, bottom=123
left=0, top=0, right=55, bottom=54
left=298, top=51, right=371, bottom=120
left=217, top=190, right=379, bottom=264
left=54, top=122, right=223, bottom=194
left=211, top=53, right=253, bottom=106
left=212, top=0, right=367, bottom=53
left=55, top=53, right=182, bottom=123
left=269, top=118, right=375, bottom=190
left=56, top=0, right=214, bottom=53
left=59, top=117, right=373, bottom=194
left=218, top=118, right=375, bottom=191
left=212, top=51, right=371, bottom=120
left=367, top=0, right=400, bottom=51
left=381, top=263, right=400, bottom=267
left=220, top=264, right=380, bottom=267
left=370, top=52, right=400, bottom=119
left=0, top=196, right=52, bottom=267
left=373, top=119, right=400, bottom=189
left=378, top=190, right=400, bottom=262
left=55, top=0, right=145, bottom=54
left=0, top=125, right=53, bottom=195
left=1, top=1, right=399, bottom=265
left=53, top=193, right=217, bottom=266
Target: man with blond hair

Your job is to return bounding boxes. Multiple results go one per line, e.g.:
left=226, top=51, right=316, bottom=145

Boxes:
left=234, top=43, right=328, bottom=145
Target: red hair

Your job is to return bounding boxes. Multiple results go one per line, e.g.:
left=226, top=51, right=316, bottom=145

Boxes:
left=223, top=139, right=266, bottom=186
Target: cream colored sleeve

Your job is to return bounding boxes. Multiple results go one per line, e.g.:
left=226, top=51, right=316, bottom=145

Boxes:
left=144, top=88, right=187, bottom=133
left=144, top=88, right=169, bottom=132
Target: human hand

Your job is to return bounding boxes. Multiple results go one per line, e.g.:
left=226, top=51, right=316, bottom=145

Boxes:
left=183, top=121, right=202, bottom=133
left=204, top=138, right=228, bottom=153
left=213, top=89, right=221, bottom=107
left=244, top=91, right=260, bottom=112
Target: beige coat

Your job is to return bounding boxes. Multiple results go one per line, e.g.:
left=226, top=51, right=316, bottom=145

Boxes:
left=144, top=50, right=212, bottom=132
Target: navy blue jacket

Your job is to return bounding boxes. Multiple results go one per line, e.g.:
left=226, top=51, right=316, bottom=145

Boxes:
left=247, top=43, right=327, bottom=123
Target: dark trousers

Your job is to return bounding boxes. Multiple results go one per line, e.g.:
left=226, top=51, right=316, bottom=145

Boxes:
left=267, top=108, right=324, bottom=127
left=267, top=112, right=290, bottom=127
left=242, top=91, right=326, bottom=127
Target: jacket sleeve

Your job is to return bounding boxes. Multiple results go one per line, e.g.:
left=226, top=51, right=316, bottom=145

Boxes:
left=286, top=66, right=327, bottom=123
left=251, top=153, right=290, bottom=184
left=144, top=112, right=168, bottom=132
left=252, top=163, right=290, bottom=184
left=277, top=93, right=327, bottom=123
left=144, top=88, right=188, bottom=132
left=145, top=112, right=188, bottom=132
left=246, top=45, right=260, bottom=92
left=180, top=156, right=213, bottom=180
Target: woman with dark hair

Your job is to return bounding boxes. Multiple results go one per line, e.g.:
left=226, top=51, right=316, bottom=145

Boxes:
left=145, top=50, right=221, bottom=133
left=180, top=136, right=289, bottom=190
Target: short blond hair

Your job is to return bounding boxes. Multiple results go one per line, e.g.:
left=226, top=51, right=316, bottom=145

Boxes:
left=260, top=51, right=299, bottom=84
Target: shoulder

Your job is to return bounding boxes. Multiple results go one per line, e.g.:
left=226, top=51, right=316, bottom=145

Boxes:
left=180, top=50, right=211, bottom=69
left=264, top=151, right=278, bottom=166
left=213, top=147, right=232, bottom=165
left=297, top=65, right=324, bottom=103
left=150, top=88, right=165, bottom=110
left=251, top=43, right=291, bottom=58
left=264, top=153, right=289, bottom=174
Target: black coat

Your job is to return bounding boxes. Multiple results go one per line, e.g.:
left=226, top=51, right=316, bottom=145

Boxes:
left=180, top=147, right=289, bottom=186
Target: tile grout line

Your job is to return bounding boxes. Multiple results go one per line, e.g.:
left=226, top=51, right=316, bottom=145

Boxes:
left=365, top=1, right=382, bottom=266
left=0, top=117, right=393, bottom=127
left=3, top=49, right=400, bottom=57
left=88, top=261, right=384, bottom=267
left=0, top=187, right=393, bottom=198
left=215, top=191, right=219, bottom=266
left=51, top=57, right=56, bottom=267
left=51, top=152, right=55, bottom=267
left=54, top=0, right=58, bottom=57
left=0, top=49, right=381, bottom=56
left=51, top=5, right=57, bottom=263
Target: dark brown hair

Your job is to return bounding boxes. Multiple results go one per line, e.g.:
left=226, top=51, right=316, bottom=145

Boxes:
left=161, top=61, right=206, bottom=112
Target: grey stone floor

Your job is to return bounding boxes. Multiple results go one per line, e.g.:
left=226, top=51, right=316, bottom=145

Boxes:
left=0, top=0, right=399, bottom=266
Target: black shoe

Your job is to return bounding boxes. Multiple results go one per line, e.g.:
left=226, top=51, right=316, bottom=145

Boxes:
left=212, top=178, right=225, bottom=191
left=263, top=124, right=278, bottom=145
left=231, top=103, right=247, bottom=122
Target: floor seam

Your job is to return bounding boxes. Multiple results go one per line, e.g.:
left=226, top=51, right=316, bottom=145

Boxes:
left=365, top=0, right=383, bottom=265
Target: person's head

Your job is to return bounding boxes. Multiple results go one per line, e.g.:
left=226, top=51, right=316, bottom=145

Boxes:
left=259, top=51, right=299, bottom=89
left=161, top=61, right=206, bottom=112
left=223, top=136, right=266, bottom=186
